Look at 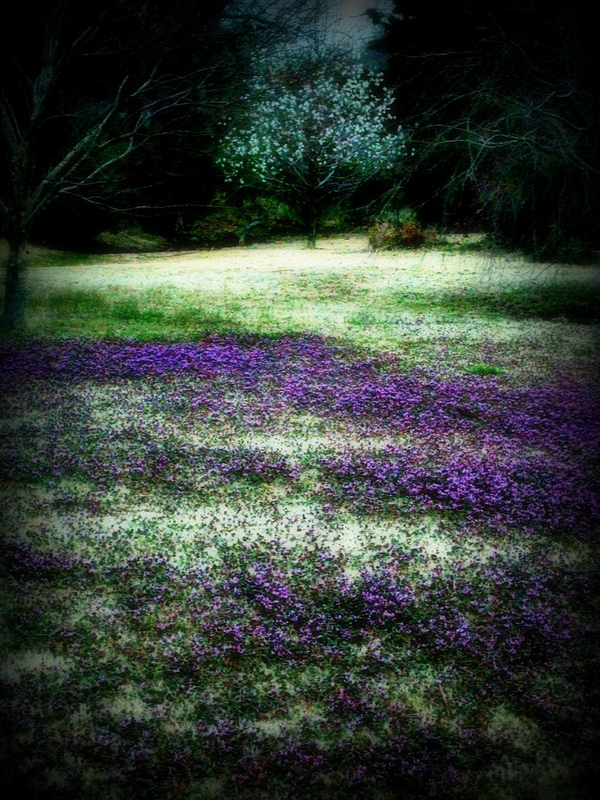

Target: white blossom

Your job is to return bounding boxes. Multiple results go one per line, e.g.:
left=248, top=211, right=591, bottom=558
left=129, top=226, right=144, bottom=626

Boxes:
left=216, top=56, right=406, bottom=205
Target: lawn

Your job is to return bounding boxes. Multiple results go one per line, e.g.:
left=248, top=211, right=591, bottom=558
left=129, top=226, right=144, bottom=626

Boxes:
left=1, top=236, right=599, bottom=799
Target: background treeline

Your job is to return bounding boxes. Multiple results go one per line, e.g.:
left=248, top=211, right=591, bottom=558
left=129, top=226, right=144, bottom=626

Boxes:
left=2, top=0, right=598, bottom=263
left=372, top=0, right=600, bottom=262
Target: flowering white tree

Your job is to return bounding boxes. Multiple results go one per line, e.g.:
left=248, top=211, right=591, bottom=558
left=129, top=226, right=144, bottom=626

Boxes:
left=217, top=50, right=406, bottom=247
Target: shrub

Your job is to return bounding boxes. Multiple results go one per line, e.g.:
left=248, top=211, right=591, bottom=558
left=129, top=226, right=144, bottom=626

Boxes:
left=367, top=206, right=428, bottom=251
left=95, top=224, right=168, bottom=252
left=243, top=196, right=301, bottom=234
left=368, top=220, right=425, bottom=250
left=188, top=204, right=243, bottom=247
left=186, top=194, right=302, bottom=247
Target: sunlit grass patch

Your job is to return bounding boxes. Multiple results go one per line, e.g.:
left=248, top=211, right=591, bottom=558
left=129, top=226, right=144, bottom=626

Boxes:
left=25, top=280, right=600, bottom=335
left=288, top=271, right=371, bottom=299
left=15, top=245, right=599, bottom=385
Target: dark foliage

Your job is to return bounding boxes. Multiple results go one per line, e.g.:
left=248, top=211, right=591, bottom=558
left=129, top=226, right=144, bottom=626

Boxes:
left=0, top=0, right=236, bottom=326
left=372, top=0, right=600, bottom=260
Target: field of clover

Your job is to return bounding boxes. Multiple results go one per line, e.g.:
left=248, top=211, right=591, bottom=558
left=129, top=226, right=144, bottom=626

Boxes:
left=1, top=245, right=599, bottom=800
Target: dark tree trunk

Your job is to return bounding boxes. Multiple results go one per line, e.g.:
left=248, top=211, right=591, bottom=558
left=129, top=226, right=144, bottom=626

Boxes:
left=2, top=236, right=28, bottom=330
left=302, top=203, right=319, bottom=249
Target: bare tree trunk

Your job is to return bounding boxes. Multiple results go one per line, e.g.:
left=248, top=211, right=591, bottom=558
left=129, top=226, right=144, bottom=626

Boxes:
left=2, top=236, right=27, bottom=330
left=303, top=203, right=318, bottom=248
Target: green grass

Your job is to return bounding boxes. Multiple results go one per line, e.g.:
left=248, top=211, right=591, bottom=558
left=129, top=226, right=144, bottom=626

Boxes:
left=12, top=279, right=595, bottom=392
left=19, top=279, right=599, bottom=343
left=23, top=288, right=249, bottom=339
left=465, top=364, right=505, bottom=376
left=5, top=244, right=596, bottom=386
left=25, top=247, right=113, bottom=268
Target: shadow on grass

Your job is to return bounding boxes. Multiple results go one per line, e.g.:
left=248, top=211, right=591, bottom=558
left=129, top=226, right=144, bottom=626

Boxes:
left=21, top=289, right=248, bottom=339
left=397, top=284, right=600, bottom=322
left=12, top=279, right=598, bottom=344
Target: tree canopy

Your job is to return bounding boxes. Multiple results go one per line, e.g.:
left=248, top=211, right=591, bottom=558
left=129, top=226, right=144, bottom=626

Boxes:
left=217, top=45, right=406, bottom=246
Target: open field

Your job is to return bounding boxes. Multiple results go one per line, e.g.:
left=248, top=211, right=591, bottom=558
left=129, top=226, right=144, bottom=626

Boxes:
left=1, top=236, right=599, bottom=798
left=4, top=234, right=599, bottom=380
